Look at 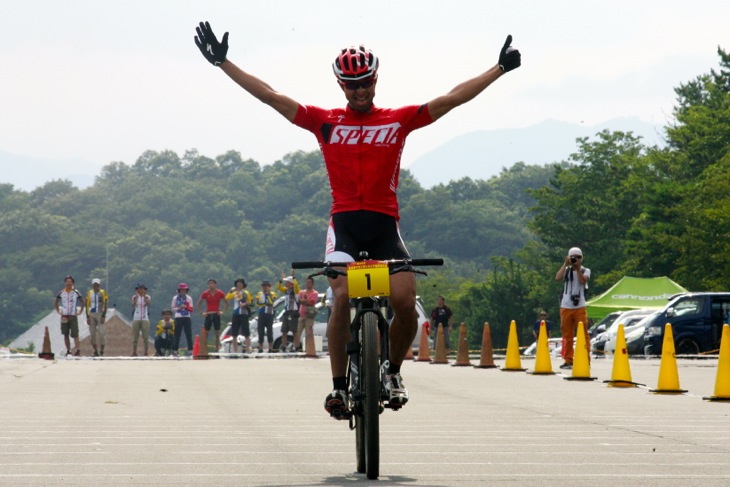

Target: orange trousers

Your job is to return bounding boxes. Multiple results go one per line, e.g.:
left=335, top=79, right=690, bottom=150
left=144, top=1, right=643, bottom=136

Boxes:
left=559, top=307, right=589, bottom=364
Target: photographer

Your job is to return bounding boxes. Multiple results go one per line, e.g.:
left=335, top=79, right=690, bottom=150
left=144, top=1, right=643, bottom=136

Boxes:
left=555, top=247, right=591, bottom=369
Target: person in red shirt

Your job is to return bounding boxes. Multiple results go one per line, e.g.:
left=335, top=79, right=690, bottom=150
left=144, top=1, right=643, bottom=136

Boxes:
left=196, top=278, right=230, bottom=352
left=194, top=21, right=521, bottom=418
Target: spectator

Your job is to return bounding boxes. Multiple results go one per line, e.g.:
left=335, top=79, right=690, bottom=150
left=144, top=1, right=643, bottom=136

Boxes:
left=54, top=275, right=84, bottom=357
left=197, top=278, right=229, bottom=352
left=154, top=309, right=175, bottom=356
left=85, top=278, right=108, bottom=357
left=555, top=247, right=591, bottom=369
left=294, top=277, right=320, bottom=352
left=172, top=283, right=194, bottom=356
left=430, top=296, right=454, bottom=351
left=131, top=283, right=151, bottom=357
left=255, top=280, right=277, bottom=353
left=323, top=286, right=334, bottom=322
left=225, top=278, right=253, bottom=353
left=532, top=310, right=553, bottom=341
left=277, top=274, right=300, bottom=352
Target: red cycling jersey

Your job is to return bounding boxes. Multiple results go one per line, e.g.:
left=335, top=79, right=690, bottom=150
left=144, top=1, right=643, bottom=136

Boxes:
left=199, top=289, right=226, bottom=313
left=292, top=103, right=433, bottom=220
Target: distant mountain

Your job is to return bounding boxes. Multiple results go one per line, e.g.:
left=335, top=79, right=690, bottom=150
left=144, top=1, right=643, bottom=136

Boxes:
left=0, top=150, right=96, bottom=191
left=407, top=117, right=664, bottom=188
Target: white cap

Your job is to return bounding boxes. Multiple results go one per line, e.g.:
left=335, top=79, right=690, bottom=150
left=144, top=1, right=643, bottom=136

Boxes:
left=92, top=278, right=101, bottom=285
left=568, top=247, right=583, bottom=257
left=282, top=276, right=294, bottom=283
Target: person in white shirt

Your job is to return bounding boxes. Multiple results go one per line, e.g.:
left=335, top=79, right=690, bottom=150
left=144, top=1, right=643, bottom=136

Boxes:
left=131, top=283, right=151, bottom=357
left=555, top=247, right=591, bottom=369
left=54, top=275, right=84, bottom=357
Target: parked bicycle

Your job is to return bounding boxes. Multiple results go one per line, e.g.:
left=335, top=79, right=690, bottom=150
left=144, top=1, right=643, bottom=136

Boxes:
left=292, top=255, right=443, bottom=479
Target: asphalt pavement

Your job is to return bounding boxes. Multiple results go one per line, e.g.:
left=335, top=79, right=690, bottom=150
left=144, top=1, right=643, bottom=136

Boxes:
left=1, top=353, right=729, bottom=486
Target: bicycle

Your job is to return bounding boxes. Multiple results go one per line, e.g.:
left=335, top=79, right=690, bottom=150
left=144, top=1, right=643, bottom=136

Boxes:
left=292, top=254, right=443, bottom=479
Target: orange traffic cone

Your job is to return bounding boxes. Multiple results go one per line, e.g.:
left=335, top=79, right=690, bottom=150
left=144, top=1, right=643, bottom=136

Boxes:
left=452, top=323, right=472, bottom=367
left=38, top=326, right=54, bottom=360
left=650, top=324, right=686, bottom=394
left=501, top=320, right=526, bottom=372
left=474, top=322, right=497, bottom=369
left=603, top=324, right=643, bottom=387
left=415, top=322, right=431, bottom=362
left=431, top=324, right=449, bottom=364
left=193, top=330, right=209, bottom=360
left=704, top=324, right=730, bottom=401
left=304, top=330, right=319, bottom=359
left=564, top=321, right=596, bottom=381
left=528, top=320, right=555, bottom=375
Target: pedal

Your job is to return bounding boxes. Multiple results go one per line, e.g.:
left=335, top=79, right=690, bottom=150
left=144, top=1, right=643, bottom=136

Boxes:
left=331, top=409, right=352, bottom=421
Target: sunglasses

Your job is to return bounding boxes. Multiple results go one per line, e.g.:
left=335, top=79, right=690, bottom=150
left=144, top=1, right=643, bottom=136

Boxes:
left=342, top=78, right=375, bottom=90
left=570, top=255, right=582, bottom=259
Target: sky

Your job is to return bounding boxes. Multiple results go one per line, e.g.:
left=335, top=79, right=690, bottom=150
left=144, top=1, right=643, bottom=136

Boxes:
left=1, top=0, right=728, bottom=189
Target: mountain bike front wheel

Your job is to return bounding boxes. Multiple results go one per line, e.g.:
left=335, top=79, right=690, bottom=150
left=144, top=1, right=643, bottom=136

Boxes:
left=361, top=311, right=380, bottom=479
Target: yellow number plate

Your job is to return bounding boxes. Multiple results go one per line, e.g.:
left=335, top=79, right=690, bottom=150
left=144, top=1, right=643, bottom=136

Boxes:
left=347, top=261, right=390, bottom=298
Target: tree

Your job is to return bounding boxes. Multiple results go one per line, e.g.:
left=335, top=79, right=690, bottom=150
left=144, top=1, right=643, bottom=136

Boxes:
left=454, top=258, right=543, bottom=350
left=624, top=47, right=730, bottom=289
left=528, top=131, right=648, bottom=289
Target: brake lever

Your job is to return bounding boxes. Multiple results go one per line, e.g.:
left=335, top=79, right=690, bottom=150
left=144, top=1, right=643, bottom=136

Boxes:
left=324, top=268, right=347, bottom=280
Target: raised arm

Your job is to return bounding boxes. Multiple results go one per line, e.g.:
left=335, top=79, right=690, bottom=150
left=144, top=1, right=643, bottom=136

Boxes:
left=194, top=21, right=300, bottom=122
left=427, top=35, right=521, bottom=122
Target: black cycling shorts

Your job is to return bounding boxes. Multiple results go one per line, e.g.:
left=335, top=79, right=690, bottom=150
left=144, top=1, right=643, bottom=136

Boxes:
left=204, top=313, right=221, bottom=331
left=327, top=210, right=410, bottom=261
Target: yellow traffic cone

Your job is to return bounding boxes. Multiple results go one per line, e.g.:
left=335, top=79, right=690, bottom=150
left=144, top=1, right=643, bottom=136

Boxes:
left=452, top=323, right=472, bottom=367
left=528, top=321, right=554, bottom=375
left=474, top=322, right=498, bottom=369
left=431, top=324, right=449, bottom=364
left=603, top=324, right=643, bottom=387
left=650, top=324, right=687, bottom=394
left=704, top=324, right=730, bottom=401
left=501, top=320, right=526, bottom=372
left=564, top=321, right=596, bottom=381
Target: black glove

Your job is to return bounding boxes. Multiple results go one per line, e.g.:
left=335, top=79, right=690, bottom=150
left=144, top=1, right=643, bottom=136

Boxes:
left=194, top=21, right=229, bottom=66
left=498, top=35, right=521, bottom=73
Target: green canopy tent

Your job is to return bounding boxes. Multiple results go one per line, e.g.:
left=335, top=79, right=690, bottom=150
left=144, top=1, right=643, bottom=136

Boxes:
left=586, top=276, right=687, bottom=320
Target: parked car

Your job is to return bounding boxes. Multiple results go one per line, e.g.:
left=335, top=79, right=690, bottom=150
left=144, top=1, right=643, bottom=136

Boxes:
left=643, top=292, right=730, bottom=356
left=588, top=311, right=622, bottom=339
left=590, top=309, right=654, bottom=356
left=220, top=294, right=432, bottom=353
left=604, top=311, right=660, bottom=355
left=523, top=338, right=562, bottom=358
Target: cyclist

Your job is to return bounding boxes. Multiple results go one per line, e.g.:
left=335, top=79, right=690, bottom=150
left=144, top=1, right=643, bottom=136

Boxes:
left=194, top=22, right=521, bottom=418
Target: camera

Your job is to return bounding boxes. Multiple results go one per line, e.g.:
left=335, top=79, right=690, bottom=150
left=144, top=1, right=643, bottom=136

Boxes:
left=570, top=256, right=578, bottom=264
left=570, top=294, right=580, bottom=306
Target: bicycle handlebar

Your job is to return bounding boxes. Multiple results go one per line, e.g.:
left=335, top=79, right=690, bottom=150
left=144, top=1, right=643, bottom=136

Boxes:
left=291, top=258, right=444, bottom=269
